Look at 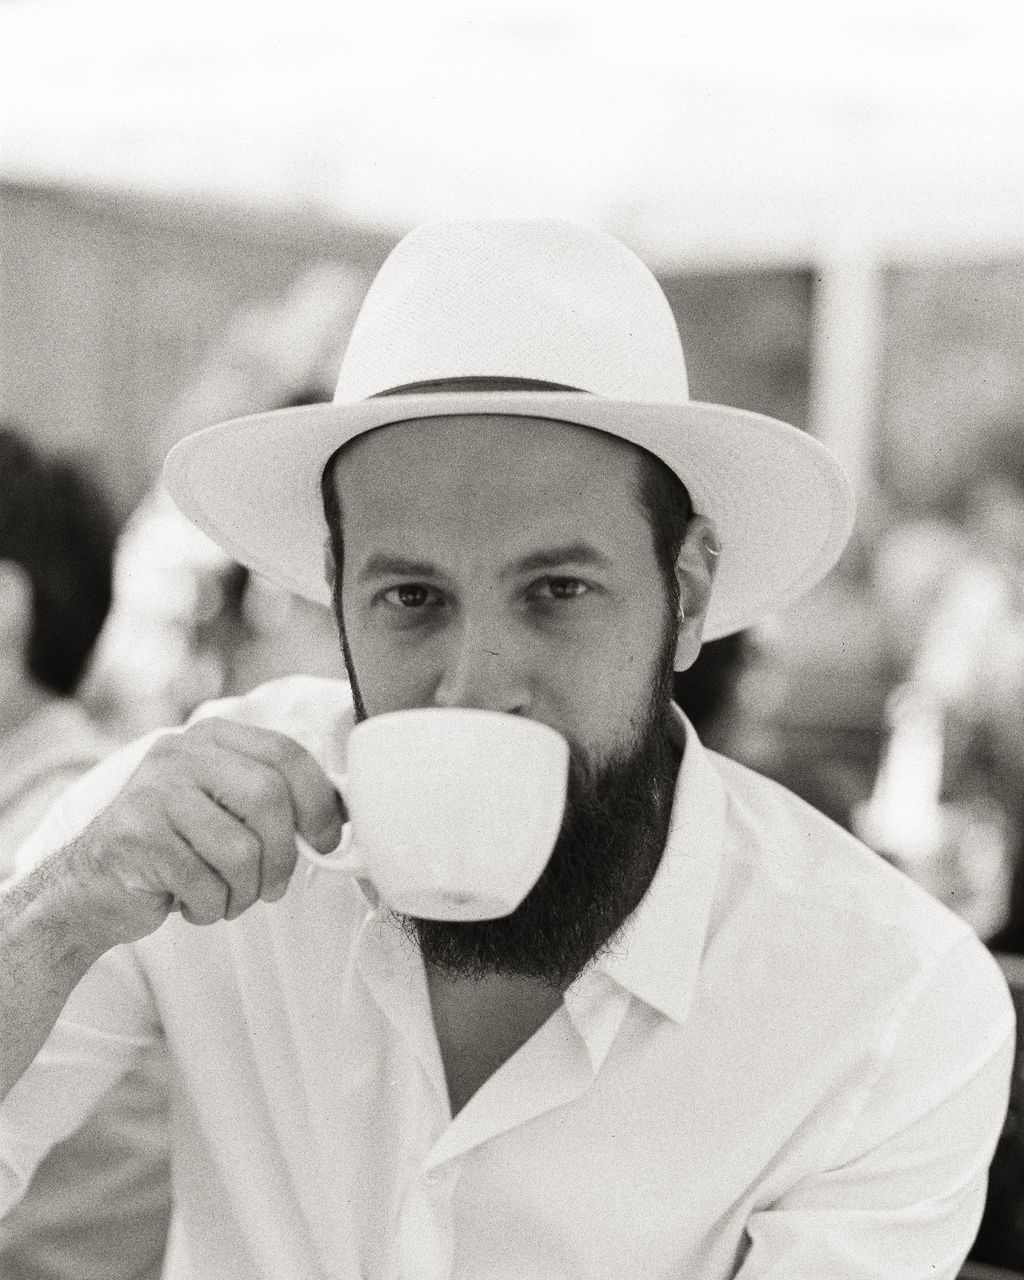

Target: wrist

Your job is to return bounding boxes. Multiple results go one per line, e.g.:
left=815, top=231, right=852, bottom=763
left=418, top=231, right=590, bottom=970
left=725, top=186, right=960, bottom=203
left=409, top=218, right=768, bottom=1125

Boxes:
left=49, top=834, right=140, bottom=961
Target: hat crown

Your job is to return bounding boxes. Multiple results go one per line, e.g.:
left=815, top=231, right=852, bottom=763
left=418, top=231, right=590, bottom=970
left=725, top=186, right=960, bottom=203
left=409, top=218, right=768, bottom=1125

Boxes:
left=333, top=220, right=690, bottom=404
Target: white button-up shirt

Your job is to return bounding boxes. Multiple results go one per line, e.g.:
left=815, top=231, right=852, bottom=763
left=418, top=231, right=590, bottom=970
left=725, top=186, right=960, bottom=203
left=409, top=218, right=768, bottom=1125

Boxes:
left=0, top=676, right=1014, bottom=1279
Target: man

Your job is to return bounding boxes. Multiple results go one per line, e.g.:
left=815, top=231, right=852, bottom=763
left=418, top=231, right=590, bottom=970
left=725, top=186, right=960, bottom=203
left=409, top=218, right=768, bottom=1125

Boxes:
left=0, top=426, right=171, bottom=1278
left=0, top=221, right=1014, bottom=1279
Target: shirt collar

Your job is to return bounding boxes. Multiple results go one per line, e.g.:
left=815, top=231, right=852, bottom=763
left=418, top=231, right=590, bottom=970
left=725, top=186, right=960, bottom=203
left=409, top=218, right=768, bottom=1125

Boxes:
left=593, top=707, right=728, bottom=1026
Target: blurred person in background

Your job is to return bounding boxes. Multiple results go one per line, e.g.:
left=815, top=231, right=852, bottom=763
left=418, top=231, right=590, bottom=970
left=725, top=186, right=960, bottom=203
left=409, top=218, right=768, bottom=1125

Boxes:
left=0, top=426, right=115, bottom=868
left=86, top=266, right=355, bottom=739
left=858, top=416, right=1024, bottom=944
left=0, top=425, right=172, bottom=1279
left=0, top=221, right=1013, bottom=1280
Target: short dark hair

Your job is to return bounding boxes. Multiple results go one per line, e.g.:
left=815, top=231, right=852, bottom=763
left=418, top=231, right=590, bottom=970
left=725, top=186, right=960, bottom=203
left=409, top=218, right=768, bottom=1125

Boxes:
left=634, top=447, right=693, bottom=613
left=319, top=432, right=692, bottom=613
left=0, top=427, right=117, bottom=695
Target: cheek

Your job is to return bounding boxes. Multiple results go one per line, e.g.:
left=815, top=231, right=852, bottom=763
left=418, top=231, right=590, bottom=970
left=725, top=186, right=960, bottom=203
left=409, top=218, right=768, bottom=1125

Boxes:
left=338, top=611, right=433, bottom=716
left=544, top=627, right=666, bottom=747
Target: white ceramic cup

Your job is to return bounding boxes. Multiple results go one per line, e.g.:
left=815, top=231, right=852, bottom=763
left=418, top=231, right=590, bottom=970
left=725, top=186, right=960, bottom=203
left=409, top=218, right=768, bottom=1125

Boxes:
left=295, top=707, right=569, bottom=920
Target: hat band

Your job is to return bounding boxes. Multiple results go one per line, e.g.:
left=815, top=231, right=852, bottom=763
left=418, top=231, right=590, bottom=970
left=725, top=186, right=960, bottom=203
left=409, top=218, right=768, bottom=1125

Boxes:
left=370, top=377, right=586, bottom=398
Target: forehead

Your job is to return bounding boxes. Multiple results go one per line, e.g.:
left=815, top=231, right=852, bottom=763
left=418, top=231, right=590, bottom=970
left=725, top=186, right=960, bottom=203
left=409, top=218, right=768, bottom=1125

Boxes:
left=329, top=414, right=650, bottom=553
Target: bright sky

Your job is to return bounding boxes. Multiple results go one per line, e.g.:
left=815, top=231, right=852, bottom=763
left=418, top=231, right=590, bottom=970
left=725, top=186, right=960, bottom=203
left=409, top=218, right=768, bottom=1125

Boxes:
left=1, top=0, right=1022, bottom=263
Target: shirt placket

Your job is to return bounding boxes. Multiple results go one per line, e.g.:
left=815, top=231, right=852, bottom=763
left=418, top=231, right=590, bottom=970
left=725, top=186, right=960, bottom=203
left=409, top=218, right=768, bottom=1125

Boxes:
left=353, top=910, right=453, bottom=1280
left=400, top=974, right=632, bottom=1280
left=356, top=910, right=636, bottom=1280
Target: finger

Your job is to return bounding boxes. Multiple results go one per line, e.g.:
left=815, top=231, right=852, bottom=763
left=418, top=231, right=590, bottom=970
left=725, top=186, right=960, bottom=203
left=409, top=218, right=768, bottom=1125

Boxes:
left=181, top=741, right=302, bottom=900
left=166, top=790, right=264, bottom=920
left=158, top=827, right=231, bottom=927
left=188, top=718, right=343, bottom=852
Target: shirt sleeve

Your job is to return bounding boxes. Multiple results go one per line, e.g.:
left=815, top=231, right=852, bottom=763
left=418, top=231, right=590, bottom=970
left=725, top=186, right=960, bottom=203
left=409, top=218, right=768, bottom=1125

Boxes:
left=734, top=935, right=1016, bottom=1280
left=0, top=731, right=169, bottom=1214
left=0, top=768, right=95, bottom=881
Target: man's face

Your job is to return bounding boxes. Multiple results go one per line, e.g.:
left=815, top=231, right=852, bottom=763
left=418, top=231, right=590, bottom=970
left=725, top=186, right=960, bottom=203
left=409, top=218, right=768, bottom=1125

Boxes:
left=330, top=414, right=674, bottom=762
left=327, top=414, right=683, bottom=986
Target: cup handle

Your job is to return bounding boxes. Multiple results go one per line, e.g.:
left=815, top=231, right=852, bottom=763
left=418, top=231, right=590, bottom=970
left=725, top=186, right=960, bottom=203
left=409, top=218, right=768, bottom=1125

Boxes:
left=294, top=774, right=367, bottom=877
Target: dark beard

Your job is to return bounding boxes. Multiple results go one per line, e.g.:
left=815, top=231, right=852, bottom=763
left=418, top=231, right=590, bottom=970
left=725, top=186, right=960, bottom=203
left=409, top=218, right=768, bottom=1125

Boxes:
left=339, top=612, right=681, bottom=990
left=408, top=704, right=679, bottom=989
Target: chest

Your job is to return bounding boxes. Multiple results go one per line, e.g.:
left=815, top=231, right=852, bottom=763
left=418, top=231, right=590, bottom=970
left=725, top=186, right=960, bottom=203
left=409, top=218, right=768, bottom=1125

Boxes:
left=426, top=970, right=564, bottom=1116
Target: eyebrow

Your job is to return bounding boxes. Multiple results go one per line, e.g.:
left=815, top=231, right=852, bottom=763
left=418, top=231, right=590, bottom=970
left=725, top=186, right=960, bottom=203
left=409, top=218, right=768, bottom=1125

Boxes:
left=355, top=542, right=612, bottom=585
left=505, top=543, right=613, bottom=578
left=357, top=554, right=444, bottom=584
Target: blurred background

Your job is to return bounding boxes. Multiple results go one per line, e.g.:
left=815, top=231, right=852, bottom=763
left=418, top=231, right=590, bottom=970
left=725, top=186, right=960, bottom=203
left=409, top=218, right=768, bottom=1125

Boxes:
left=4, top=0, right=1024, bottom=925
left=3, top=0, right=1024, bottom=913
left=2, top=0, right=1024, bottom=1268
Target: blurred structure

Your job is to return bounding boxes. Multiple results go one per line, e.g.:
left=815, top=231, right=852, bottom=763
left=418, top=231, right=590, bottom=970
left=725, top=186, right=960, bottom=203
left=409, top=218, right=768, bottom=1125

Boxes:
left=84, top=270, right=354, bottom=735
left=856, top=419, right=1024, bottom=944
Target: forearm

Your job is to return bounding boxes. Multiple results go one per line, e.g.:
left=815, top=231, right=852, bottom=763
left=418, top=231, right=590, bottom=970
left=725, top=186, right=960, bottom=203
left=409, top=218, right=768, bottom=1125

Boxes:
left=0, top=844, right=115, bottom=1099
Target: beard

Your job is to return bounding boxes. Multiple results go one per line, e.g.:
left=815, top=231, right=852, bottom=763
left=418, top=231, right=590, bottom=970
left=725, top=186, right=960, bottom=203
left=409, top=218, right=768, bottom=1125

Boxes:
left=340, top=622, right=681, bottom=990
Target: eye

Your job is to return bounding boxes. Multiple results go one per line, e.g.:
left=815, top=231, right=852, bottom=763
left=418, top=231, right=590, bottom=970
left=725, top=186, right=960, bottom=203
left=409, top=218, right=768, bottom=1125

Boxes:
left=533, top=577, right=589, bottom=601
left=382, top=583, right=439, bottom=609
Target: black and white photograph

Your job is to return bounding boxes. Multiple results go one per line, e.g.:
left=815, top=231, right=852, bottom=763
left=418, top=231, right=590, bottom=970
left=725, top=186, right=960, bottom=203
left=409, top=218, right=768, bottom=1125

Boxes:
left=1, top=2, right=1023, bottom=1276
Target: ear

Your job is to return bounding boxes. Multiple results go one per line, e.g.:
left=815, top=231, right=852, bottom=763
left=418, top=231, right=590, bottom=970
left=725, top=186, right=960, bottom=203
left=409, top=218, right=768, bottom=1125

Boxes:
left=0, top=559, right=33, bottom=653
left=672, top=516, right=720, bottom=671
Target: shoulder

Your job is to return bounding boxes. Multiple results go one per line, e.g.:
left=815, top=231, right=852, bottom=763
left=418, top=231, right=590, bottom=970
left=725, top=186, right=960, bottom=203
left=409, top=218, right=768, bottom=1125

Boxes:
left=713, top=749, right=968, bottom=949
left=707, top=749, right=1012, bottom=1044
left=696, top=751, right=1014, bottom=1159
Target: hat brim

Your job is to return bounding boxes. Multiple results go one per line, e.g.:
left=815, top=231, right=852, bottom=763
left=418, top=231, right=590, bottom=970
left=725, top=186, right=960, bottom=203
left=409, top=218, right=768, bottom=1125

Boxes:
left=162, top=390, right=854, bottom=643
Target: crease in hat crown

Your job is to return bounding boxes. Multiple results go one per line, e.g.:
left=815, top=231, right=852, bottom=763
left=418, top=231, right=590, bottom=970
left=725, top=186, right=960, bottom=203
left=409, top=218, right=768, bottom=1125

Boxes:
left=332, top=220, right=691, bottom=405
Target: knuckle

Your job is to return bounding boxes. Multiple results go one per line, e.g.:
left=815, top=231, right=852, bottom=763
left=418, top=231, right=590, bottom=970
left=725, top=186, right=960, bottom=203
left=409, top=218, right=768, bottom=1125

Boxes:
left=176, top=857, right=217, bottom=899
left=186, top=717, right=222, bottom=741
left=127, top=777, right=171, bottom=813
left=271, top=732, right=306, bottom=766
left=144, top=732, right=178, bottom=761
left=260, top=843, right=297, bottom=892
left=248, top=764, right=290, bottom=815
left=229, top=864, right=261, bottom=904
left=186, top=901, right=223, bottom=928
left=226, top=827, right=261, bottom=863
left=177, top=873, right=227, bottom=926
left=262, top=765, right=291, bottom=804
left=103, top=786, right=172, bottom=853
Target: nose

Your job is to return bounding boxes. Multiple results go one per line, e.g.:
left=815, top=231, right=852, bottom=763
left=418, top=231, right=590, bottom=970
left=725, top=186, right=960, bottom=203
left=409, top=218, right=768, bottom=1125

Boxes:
left=432, top=618, right=532, bottom=716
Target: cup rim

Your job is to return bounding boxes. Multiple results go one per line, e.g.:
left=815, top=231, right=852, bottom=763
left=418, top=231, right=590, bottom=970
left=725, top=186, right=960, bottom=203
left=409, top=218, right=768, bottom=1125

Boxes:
left=352, top=706, right=568, bottom=752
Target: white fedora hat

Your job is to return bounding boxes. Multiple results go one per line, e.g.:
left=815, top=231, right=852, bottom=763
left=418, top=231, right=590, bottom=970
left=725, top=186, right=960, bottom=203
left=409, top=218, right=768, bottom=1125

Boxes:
left=164, top=219, right=854, bottom=641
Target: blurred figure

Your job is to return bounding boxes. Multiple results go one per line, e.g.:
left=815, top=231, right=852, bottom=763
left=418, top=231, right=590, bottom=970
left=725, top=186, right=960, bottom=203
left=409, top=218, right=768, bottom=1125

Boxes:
left=858, top=416, right=1024, bottom=942
left=0, top=425, right=171, bottom=1280
left=0, top=426, right=116, bottom=873
left=88, top=264, right=360, bottom=737
left=88, top=398, right=341, bottom=739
